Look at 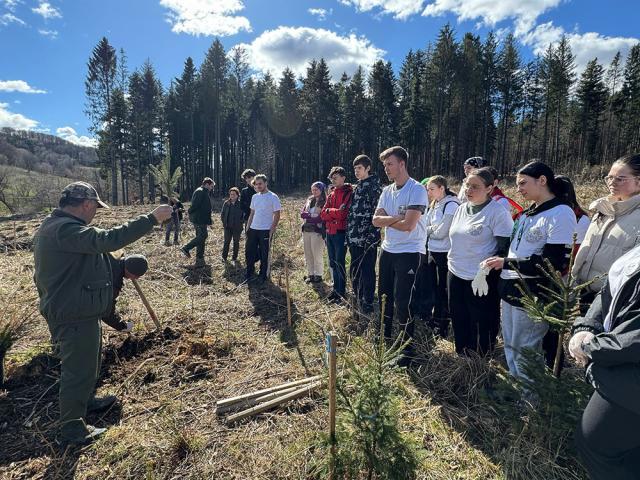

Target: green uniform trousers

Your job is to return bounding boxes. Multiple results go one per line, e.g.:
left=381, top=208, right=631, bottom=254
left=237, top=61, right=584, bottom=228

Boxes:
left=49, top=319, right=102, bottom=440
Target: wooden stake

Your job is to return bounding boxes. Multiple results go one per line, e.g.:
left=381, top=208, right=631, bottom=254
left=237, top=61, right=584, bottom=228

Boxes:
left=216, top=375, right=321, bottom=409
left=327, top=331, right=337, bottom=479
left=553, top=331, right=564, bottom=378
left=216, top=385, right=300, bottom=415
left=131, top=279, right=161, bottom=330
left=285, top=263, right=292, bottom=326
left=226, top=381, right=321, bottom=424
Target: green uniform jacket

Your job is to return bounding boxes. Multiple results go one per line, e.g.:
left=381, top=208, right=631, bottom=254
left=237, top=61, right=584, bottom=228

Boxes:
left=33, top=209, right=158, bottom=326
left=188, top=187, right=212, bottom=225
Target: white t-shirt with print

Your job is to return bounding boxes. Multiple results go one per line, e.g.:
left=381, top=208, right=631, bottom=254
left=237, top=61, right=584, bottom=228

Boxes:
left=495, top=196, right=511, bottom=212
left=448, top=200, right=514, bottom=280
left=250, top=191, right=281, bottom=231
left=426, top=195, right=460, bottom=253
left=576, top=214, right=590, bottom=245
left=377, top=178, right=429, bottom=254
left=501, top=203, right=577, bottom=280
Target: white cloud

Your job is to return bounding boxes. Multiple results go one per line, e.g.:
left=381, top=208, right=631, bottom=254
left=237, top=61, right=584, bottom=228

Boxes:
left=3, top=0, right=22, bottom=12
left=31, top=2, right=62, bottom=19
left=0, top=12, right=25, bottom=26
left=159, top=0, right=251, bottom=36
left=340, top=0, right=425, bottom=20
left=0, top=102, right=39, bottom=130
left=308, top=7, right=332, bottom=21
left=38, top=28, right=58, bottom=38
left=56, top=126, right=97, bottom=148
left=522, top=22, right=639, bottom=74
left=0, top=80, right=47, bottom=94
left=422, top=0, right=562, bottom=35
left=235, top=26, right=385, bottom=78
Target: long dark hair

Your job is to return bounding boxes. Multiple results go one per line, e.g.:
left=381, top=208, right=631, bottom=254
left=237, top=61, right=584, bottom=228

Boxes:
left=554, top=175, right=587, bottom=217
left=517, top=161, right=562, bottom=197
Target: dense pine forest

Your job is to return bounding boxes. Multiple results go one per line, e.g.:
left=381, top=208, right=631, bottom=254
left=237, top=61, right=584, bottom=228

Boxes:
left=86, top=25, right=640, bottom=204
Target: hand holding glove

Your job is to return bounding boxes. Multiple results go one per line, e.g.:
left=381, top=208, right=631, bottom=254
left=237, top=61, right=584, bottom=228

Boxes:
left=568, top=331, right=595, bottom=367
left=471, top=263, right=490, bottom=296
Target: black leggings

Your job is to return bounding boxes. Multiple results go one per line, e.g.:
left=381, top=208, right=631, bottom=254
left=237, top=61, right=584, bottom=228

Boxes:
left=429, top=251, right=449, bottom=320
left=447, top=270, right=500, bottom=355
left=575, top=390, right=640, bottom=479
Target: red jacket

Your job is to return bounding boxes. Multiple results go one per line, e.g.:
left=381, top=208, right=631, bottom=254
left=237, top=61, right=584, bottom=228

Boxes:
left=320, top=184, right=353, bottom=235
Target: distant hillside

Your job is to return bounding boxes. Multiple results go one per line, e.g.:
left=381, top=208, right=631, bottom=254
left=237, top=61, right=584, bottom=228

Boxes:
left=0, top=128, right=98, bottom=178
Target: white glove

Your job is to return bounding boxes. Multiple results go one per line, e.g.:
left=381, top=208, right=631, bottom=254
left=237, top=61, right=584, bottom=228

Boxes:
left=568, top=331, right=595, bottom=366
left=471, top=264, right=490, bottom=296
left=123, top=321, right=134, bottom=333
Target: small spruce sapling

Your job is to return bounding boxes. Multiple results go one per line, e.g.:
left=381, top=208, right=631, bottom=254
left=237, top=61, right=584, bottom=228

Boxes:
left=515, top=236, right=599, bottom=378
left=314, top=295, right=419, bottom=479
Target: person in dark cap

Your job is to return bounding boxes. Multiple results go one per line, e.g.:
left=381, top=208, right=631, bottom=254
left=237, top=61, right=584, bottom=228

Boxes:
left=33, top=181, right=172, bottom=446
left=458, top=156, right=484, bottom=203
left=102, top=254, right=149, bottom=331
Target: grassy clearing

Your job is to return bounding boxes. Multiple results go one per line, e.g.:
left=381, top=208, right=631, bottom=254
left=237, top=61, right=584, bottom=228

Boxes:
left=0, top=183, right=607, bottom=479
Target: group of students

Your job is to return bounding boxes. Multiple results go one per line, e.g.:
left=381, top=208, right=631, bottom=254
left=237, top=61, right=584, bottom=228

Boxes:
left=296, top=147, right=640, bottom=479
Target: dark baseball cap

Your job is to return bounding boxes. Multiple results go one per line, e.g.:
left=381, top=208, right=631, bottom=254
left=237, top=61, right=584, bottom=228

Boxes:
left=62, top=181, right=109, bottom=208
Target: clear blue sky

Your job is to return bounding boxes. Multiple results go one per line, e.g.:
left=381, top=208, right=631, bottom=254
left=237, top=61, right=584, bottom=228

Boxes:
left=1, top=0, right=638, bottom=147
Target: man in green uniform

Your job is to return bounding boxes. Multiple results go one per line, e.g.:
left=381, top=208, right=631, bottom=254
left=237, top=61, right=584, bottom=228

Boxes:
left=33, top=182, right=172, bottom=446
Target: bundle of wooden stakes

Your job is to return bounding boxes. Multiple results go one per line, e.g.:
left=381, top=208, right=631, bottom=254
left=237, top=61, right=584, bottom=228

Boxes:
left=216, top=376, right=322, bottom=425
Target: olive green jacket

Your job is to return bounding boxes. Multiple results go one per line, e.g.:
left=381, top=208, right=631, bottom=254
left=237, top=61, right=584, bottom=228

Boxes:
left=33, top=209, right=158, bottom=326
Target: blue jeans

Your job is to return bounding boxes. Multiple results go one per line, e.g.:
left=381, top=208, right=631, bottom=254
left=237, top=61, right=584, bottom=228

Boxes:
left=326, top=232, right=346, bottom=296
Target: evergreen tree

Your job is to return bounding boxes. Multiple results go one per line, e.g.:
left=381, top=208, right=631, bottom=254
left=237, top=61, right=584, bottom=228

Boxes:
left=575, top=59, right=607, bottom=166
left=85, top=37, right=118, bottom=203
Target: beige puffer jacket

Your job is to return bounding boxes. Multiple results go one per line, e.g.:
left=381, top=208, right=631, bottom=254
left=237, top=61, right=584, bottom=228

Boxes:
left=573, top=194, right=640, bottom=293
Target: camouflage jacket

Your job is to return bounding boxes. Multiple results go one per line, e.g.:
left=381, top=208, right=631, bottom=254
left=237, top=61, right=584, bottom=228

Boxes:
left=346, top=174, right=382, bottom=247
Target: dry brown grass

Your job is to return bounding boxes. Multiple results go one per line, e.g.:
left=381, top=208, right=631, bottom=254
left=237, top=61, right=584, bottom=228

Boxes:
left=0, top=184, right=605, bottom=479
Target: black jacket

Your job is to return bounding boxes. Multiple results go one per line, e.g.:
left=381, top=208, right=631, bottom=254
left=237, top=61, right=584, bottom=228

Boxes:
left=346, top=174, right=382, bottom=248
left=572, top=266, right=640, bottom=415
left=221, top=199, right=244, bottom=230
left=240, top=185, right=256, bottom=222
left=188, top=187, right=212, bottom=225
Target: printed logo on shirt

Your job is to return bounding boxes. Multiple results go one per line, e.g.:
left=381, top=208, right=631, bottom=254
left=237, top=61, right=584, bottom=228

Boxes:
left=468, top=224, right=483, bottom=237
left=407, top=269, right=415, bottom=275
left=525, top=226, right=545, bottom=243
left=398, top=205, right=407, bottom=216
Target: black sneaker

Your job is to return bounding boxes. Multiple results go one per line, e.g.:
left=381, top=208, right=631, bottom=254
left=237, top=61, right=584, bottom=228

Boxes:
left=56, top=425, right=107, bottom=447
left=87, top=395, right=118, bottom=413
left=313, top=275, right=323, bottom=283
left=180, top=247, right=191, bottom=259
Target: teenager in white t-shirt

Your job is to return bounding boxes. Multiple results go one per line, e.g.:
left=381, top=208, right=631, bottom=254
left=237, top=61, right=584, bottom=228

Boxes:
left=372, top=146, right=428, bottom=366
left=485, top=162, right=577, bottom=383
left=245, top=174, right=281, bottom=283
left=448, top=168, right=514, bottom=356
left=423, top=175, right=460, bottom=337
